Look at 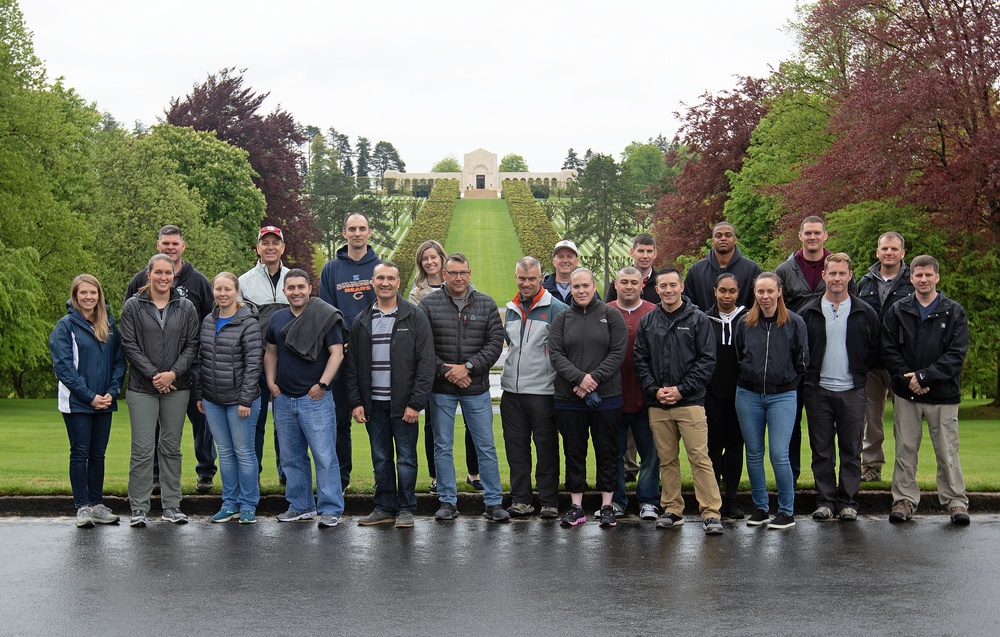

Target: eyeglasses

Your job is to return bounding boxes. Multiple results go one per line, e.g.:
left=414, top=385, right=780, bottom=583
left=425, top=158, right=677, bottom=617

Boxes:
left=445, top=270, right=471, bottom=278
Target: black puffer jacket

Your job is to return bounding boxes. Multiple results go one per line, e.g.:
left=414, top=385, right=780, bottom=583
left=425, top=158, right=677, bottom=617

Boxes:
left=198, top=304, right=262, bottom=407
left=734, top=311, right=809, bottom=394
left=633, top=301, right=716, bottom=408
left=549, top=296, right=628, bottom=401
left=419, top=284, right=504, bottom=395
left=120, top=289, right=201, bottom=394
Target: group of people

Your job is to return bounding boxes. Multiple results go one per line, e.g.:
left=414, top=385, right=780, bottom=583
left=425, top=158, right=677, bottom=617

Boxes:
left=48, top=213, right=972, bottom=532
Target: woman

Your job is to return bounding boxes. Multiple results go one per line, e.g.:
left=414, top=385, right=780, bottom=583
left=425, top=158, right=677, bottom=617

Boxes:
left=197, top=273, right=262, bottom=524
left=408, top=239, right=480, bottom=493
left=733, top=272, right=808, bottom=530
left=705, top=273, right=749, bottom=519
left=549, top=268, right=627, bottom=528
left=120, top=254, right=201, bottom=527
left=49, top=274, right=127, bottom=528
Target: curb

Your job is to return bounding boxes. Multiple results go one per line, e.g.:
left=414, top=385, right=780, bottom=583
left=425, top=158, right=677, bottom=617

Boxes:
left=4, top=490, right=999, bottom=517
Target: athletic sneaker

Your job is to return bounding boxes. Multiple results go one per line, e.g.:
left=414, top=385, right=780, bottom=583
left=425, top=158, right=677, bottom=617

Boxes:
left=129, top=510, right=147, bottom=528
left=318, top=514, right=341, bottom=527
left=593, top=502, right=626, bottom=519
left=484, top=504, right=511, bottom=522
left=76, top=507, right=94, bottom=528
left=702, top=517, right=724, bottom=535
left=161, top=507, right=189, bottom=524
left=357, top=510, right=395, bottom=526
left=767, top=512, right=796, bottom=530
left=277, top=508, right=317, bottom=522
left=598, top=505, right=617, bottom=528
left=211, top=509, right=239, bottom=523
left=90, top=504, right=120, bottom=525
left=434, top=502, right=459, bottom=521
left=656, top=512, right=684, bottom=529
left=507, top=502, right=535, bottom=518
left=560, top=505, right=587, bottom=527
left=395, top=512, right=415, bottom=528
left=746, top=508, right=770, bottom=527
left=812, top=506, right=834, bottom=520
left=239, top=511, right=257, bottom=524
left=539, top=506, right=559, bottom=520
left=639, top=504, right=660, bottom=521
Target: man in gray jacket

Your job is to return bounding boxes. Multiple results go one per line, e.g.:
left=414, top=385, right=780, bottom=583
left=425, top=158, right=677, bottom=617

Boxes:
left=500, top=257, right=568, bottom=519
left=420, top=253, right=509, bottom=522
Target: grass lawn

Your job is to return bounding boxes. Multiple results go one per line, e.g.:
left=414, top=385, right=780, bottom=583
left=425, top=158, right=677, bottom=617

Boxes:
left=2, top=398, right=998, bottom=496
left=444, top=198, right=524, bottom=305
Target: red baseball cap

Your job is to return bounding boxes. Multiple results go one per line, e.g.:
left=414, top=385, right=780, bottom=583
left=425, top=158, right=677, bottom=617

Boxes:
left=258, top=226, right=284, bottom=241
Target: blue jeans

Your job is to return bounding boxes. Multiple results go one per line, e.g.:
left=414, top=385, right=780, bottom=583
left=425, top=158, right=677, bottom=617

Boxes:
left=735, top=387, right=797, bottom=516
left=366, top=401, right=419, bottom=514
left=273, top=391, right=344, bottom=516
left=203, top=399, right=261, bottom=513
left=63, top=412, right=113, bottom=509
left=614, top=410, right=660, bottom=508
left=429, top=391, right=502, bottom=507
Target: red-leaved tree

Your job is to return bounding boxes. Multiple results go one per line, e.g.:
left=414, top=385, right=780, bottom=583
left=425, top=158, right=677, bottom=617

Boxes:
left=165, top=68, right=319, bottom=273
left=652, top=76, right=772, bottom=264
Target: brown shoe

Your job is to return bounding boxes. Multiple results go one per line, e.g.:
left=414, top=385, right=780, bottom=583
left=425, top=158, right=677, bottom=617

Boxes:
left=860, top=467, right=881, bottom=482
left=949, top=505, right=971, bottom=525
left=888, top=500, right=914, bottom=523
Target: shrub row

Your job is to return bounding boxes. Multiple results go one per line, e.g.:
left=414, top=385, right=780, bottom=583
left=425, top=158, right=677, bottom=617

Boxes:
left=394, top=179, right=460, bottom=287
left=502, top=180, right=562, bottom=266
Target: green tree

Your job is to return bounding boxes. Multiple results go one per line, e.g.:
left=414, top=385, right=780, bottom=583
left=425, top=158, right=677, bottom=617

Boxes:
left=499, top=153, right=529, bottom=172
left=569, top=153, right=635, bottom=289
left=355, top=136, right=372, bottom=190
left=621, top=142, right=668, bottom=221
left=371, top=140, right=405, bottom=190
left=431, top=156, right=461, bottom=172
left=305, top=134, right=359, bottom=257
left=562, top=148, right=582, bottom=170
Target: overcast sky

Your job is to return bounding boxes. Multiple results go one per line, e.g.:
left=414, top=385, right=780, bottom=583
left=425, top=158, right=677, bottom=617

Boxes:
left=21, top=1, right=801, bottom=173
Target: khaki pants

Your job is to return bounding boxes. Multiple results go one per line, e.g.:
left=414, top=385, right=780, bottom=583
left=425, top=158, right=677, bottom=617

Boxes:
left=890, top=398, right=968, bottom=509
left=648, top=405, right=722, bottom=518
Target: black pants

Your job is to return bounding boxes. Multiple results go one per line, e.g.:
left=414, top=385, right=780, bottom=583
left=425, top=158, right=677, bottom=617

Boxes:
left=332, top=373, right=352, bottom=486
left=804, top=386, right=866, bottom=511
left=500, top=392, right=560, bottom=508
left=789, top=378, right=805, bottom=481
left=704, top=391, right=744, bottom=503
left=557, top=407, right=620, bottom=493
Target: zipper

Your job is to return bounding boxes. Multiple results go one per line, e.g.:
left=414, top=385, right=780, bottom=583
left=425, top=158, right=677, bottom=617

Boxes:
left=763, top=321, right=771, bottom=392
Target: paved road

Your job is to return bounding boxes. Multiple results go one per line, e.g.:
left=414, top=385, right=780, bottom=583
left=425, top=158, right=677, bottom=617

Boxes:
left=4, top=514, right=996, bottom=636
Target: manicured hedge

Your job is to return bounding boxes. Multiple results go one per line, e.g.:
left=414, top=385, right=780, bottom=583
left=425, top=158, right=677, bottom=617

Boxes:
left=502, top=180, right=562, bottom=265
left=395, top=179, right=460, bottom=287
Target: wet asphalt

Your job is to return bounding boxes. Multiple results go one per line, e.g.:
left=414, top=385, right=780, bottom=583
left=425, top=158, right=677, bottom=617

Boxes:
left=3, top=513, right=997, bottom=637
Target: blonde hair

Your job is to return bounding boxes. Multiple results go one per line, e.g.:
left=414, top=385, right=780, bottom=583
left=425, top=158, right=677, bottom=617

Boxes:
left=70, top=274, right=110, bottom=342
left=137, top=254, right=174, bottom=297
left=414, top=240, right=446, bottom=288
left=744, top=272, right=790, bottom=328
left=213, top=272, right=244, bottom=309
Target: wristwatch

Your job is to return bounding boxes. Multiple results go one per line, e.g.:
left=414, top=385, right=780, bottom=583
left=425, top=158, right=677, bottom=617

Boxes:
left=464, top=362, right=474, bottom=371
left=318, top=381, right=330, bottom=391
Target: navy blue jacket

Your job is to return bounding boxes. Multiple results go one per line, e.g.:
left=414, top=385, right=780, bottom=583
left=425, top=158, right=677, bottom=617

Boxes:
left=319, top=245, right=381, bottom=332
left=49, top=304, right=127, bottom=414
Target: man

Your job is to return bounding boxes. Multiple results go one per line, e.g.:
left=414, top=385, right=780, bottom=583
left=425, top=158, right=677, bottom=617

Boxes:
left=683, top=222, right=761, bottom=311
left=882, top=255, right=970, bottom=525
left=799, top=253, right=879, bottom=521
left=500, top=257, right=568, bottom=519
left=420, top=253, right=509, bottom=522
left=774, top=216, right=856, bottom=482
left=856, top=231, right=914, bottom=482
left=264, top=269, right=346, bottom=527
left=605, top=233, right=660, bottom=304
left=239, top=225, right=290, bottom=480
left=607, top=266, right=660, bottom=520
left=542, top=239, right=600, bottom=305
left=125, top=224, right=216, bottom=492
left=346, top=262, right=435, bottom=529
left=319, top=212, right=381, bottom=491
left=633, top=268, right=723, bottom=535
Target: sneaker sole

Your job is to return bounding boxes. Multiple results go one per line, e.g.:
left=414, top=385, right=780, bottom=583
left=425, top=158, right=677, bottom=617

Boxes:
left=162, top=516, right=189, bottom=524
left=395, top=520, right=414, bottom=528
left=888, top=513, right=910, bottom=523
left=560, top=515, right=587, bottom=527
left=76, top=520, right=95, bottom=529
left=277, top=512, right=318, bottom=522
left=129, top=519, right=146, bottom=528
left=318, top=519, right=341, bottom=527
left=599, top=519, right=617, bottom=528
left=704, top=527, right=724, bottom=535
left=767, top=521, right=796, bottom=530
left=211, top=513, right=239, bottom=523
left=92, top=517, right=120, bottom=525
left=239, top=518, right=257, bottom=525
left=357, top=518, right=396, bottom=526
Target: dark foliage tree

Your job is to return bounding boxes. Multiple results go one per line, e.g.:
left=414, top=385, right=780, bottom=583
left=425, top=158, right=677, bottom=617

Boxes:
left=372, top=140, right=405, bottom=189
left=165, top=67, right=318, bottom=271
left=569, top=153, right=636, bottom=288
left=355, top=136, right=371, bottom=190
left=650, top=76, right=772, bottom=264
left=562, top=148, right=582, bottom=170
